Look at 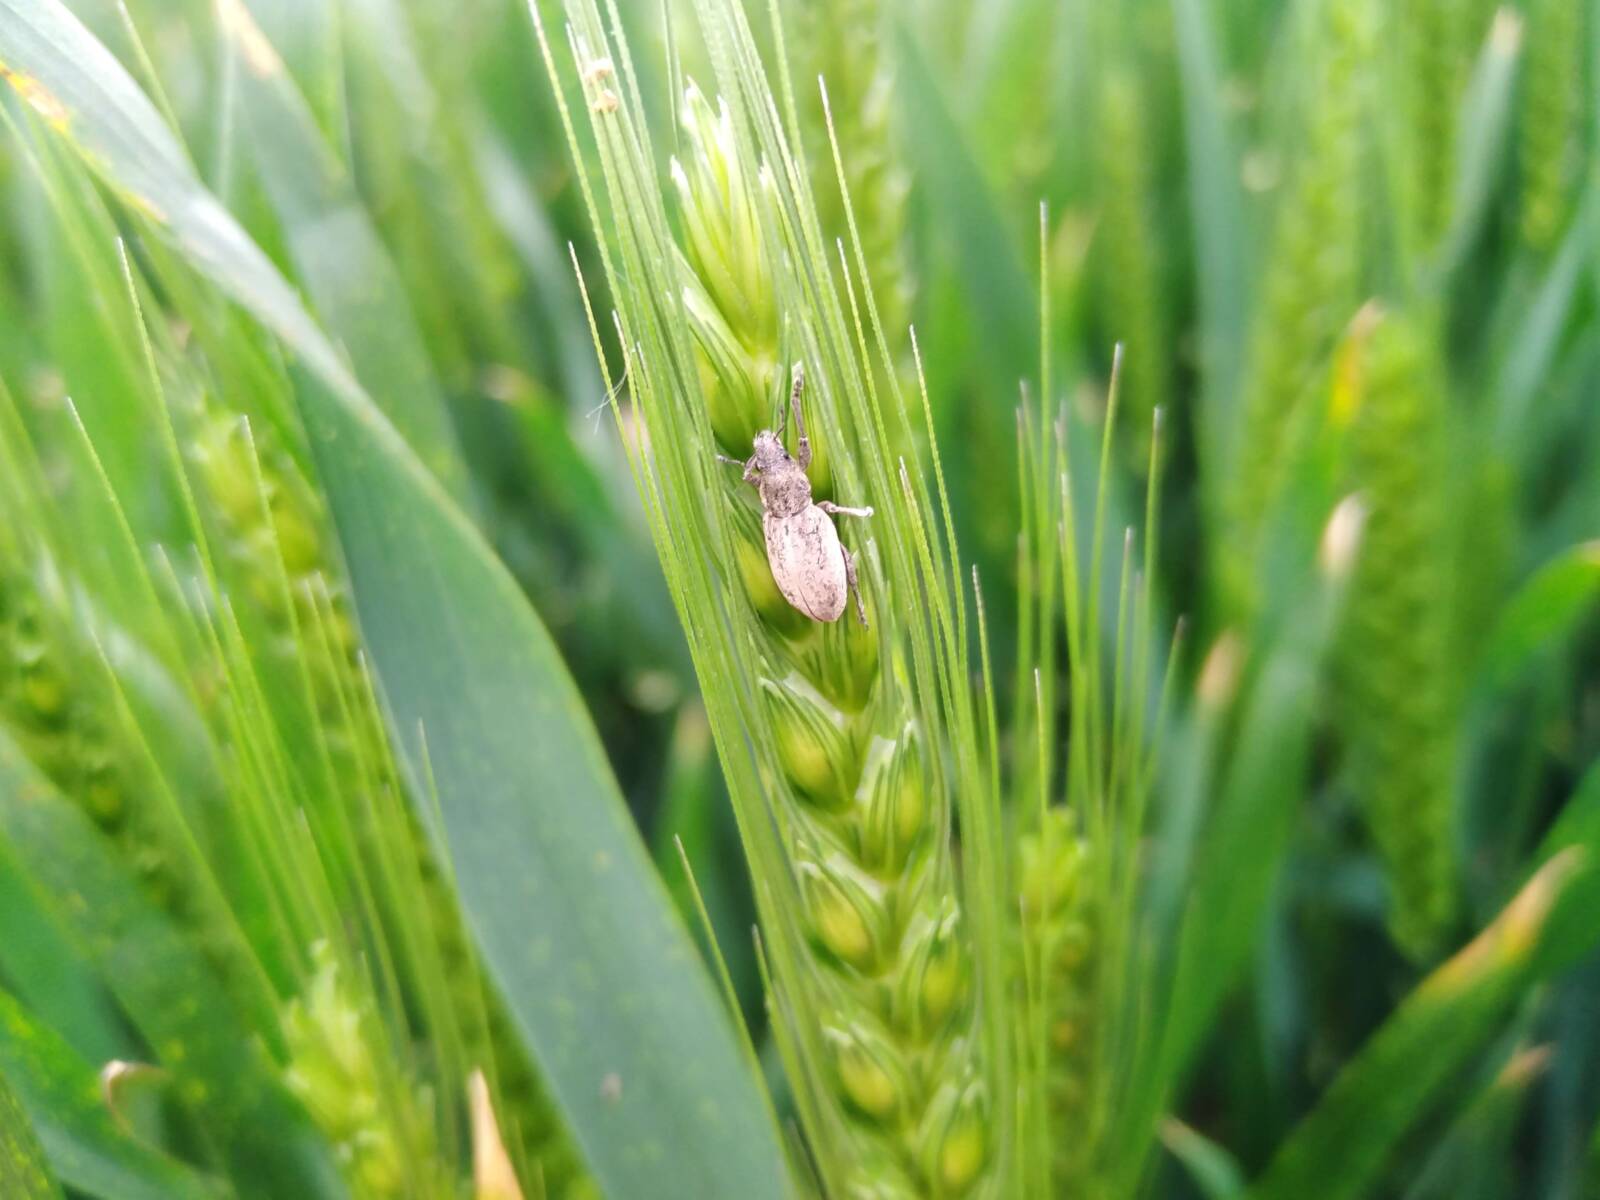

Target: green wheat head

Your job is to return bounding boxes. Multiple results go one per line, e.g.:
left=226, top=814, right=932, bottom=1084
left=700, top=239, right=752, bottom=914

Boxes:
left=1220, top=0, right=1373, bottom=614
left=794, top=0, right=913, bottom=360
left=537, top=1, right=1009, bottom=1192
left=1336, top=308, right=1459, bottom=960
left=1516, top=0, right=1587, bottom=253
left=179, top=381, right=590, bottom=1196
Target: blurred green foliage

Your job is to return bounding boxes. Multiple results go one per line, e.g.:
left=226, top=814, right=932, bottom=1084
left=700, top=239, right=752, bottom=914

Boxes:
left=0, top=0, right=1588, bottom=1196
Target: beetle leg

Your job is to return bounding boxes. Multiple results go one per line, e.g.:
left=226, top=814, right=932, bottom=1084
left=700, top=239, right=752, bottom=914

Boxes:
left=716, top=452, right=759, bottom=486
left=818, top=501, right=873, bottom=519
left=789, top=363, right=812, bottom=472
left=844, top=548, right=868, bottom=627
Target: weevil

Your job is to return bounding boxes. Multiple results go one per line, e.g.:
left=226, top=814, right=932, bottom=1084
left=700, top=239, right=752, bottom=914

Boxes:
left=720, top=363, right=872, bottom=625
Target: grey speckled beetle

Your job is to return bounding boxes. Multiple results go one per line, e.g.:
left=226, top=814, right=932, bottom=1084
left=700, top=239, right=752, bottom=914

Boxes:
left=719, top=363, right=872, bottom=625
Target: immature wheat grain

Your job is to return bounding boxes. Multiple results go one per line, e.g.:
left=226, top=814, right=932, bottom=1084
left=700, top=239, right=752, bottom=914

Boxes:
left=0, top=546, right=203, bottom=924
left=1221, top=0, right=1371, bottom=613
left=282, top=942, right=438, bottom=1198
left=673, top=81, right=986, bottom=1197
left=1396, top=0, right=1480, bottom=250
left=794, top=0, right=913, bottom=357
left=185, top=398, right=590, bottom=1197
left=1017, top=807, right=1099, bottom=1193
left=1337, top=310, right=1458, bottom=959
left=1516, top=0, right=1586, bottom=253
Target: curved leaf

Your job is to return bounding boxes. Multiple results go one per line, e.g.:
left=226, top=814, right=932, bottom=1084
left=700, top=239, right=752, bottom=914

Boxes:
left=0, top=835, right=126, bottom=1064
left=215, top=0, right=470, bottom=502
left=1479, top=541, right=1600, bottom=688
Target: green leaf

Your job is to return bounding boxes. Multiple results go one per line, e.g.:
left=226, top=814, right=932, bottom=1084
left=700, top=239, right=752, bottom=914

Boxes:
left=1170, top=0, right=1251, bottom=455
left=0, top=1056, right=60, bottom=1200
left=1116, top=539, right=1349, bottom=1184
left=1542, top=760, right=1600, bottom=865
left=1479, top=542, right=1600, bottom=688
left=0, top=728, right=344, bottom=1198
left=1495, top=183, right=1599, bottom=441
left=1249, top=850, right=1600, bottom=1200
left=1432, top=11, right=1523, bottom=279
left=894, top=18, right=1038, bottom=393
left=0, top=990, right=219, bottom=1200
left=1161, top=623, right=1322, bottom=1070
left=1403, top=1040, right=1534, bottom=1200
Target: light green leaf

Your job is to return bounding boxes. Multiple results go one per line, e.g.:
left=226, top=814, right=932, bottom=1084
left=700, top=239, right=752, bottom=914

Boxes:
left=1495, top=183, right=1599, bottom=441
left=1161, top=1118, right=1247, bottom=1200
left=894, top=18, right=1037, bottom=393
left=1171, top=0, right=1251, bottom=452
left=0, top=833, right=126, bottom=1065
left=1432, top=11, right=1523, bottom=278
left=215, top=0, right=470, bottom=503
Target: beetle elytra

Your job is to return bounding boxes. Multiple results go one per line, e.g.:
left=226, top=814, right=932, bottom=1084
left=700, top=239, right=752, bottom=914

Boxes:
left=719, top=364, right=871, bottom=625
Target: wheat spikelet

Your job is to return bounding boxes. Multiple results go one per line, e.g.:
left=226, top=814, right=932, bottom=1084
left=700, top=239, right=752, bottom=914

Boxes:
left=1395, top=0, right=1481, bottom=249
left=1516, top=0, right=1586, bottom=252
left=1220, top=0, right=1372, bottom=613
left=671, top=78, right=988, bottom=1198
left=1017, top=808, right=1099, bottom=1193
left=1337, top=310, right=1458, bottom=959
left=282, top=942, right=443, bottom=1198
left=794, top=0, right=913, bottom=356
left=186, top=401, right=590, bottom=1197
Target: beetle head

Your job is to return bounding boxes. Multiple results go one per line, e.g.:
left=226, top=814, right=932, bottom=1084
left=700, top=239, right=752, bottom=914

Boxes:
left=750, top=429, right=789, bottom=472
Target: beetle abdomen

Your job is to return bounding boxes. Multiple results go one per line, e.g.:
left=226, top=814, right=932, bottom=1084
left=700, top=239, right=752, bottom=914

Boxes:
left=764, top=506, right=849, bottom=622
